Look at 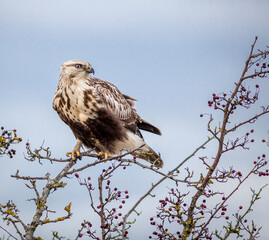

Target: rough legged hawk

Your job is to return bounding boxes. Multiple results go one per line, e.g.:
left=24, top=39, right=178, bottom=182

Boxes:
left=53, top=60, right=163, bottom=167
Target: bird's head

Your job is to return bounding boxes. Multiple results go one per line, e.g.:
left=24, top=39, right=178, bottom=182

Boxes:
left=60, top=60, right=95, bottom=79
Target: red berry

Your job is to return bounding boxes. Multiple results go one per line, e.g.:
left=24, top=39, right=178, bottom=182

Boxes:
left=251, top=139, right=254, bottom=143
left=250, top=129, right=254, bottom=133
left=225, top=216, right=229, bottom=220
left=88, top=177, right=91, bottom=180
left=255, top=84, right=259, bottom=88
left=239, top=206, right=243, bottom=209
left=133, top=156, right=137, bottom=160
left=200, top=114, right=203, bottom=117
left=125, top=190, right=128, bottom=194
left=75, top=173, right=79, bottom=178
left=256, top=63, right=259, bottom=66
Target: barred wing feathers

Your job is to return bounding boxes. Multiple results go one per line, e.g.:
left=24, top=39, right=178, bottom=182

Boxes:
left=90, top=78, right=162, bottom=136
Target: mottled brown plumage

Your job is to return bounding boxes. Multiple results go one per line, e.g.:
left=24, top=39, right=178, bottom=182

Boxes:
left=53, top=60, right=163, bottom=167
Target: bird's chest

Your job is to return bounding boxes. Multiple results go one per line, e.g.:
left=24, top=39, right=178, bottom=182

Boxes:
left=54, top=85, right=101, bottom=123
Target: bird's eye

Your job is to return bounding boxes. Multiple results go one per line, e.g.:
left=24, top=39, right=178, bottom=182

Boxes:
left=75, top=64, right=82, bottom=69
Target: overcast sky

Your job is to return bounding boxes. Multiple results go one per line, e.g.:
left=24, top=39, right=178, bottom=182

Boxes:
left=1, top=0, right=269, bottom=239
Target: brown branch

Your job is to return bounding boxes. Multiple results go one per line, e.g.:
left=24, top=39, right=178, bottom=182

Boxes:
left=251, top=49, right=269, bottom=58
left=241, top=70, right=269, bottom=81
left=227, top=109, right=269, bottom=133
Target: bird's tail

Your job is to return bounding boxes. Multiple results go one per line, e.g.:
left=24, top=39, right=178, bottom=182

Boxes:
left=131, top=144, right=163, bottom=168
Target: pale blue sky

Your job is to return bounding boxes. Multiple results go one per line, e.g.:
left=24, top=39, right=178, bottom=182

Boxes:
left=1, top=1, right=269, bottom=239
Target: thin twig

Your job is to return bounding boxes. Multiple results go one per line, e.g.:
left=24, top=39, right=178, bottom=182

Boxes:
left=0, top=225, right=18, bottom=240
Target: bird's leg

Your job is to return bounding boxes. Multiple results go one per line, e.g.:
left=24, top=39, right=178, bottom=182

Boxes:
left=66, top=139, right=82, bottom=160
left=97, top=152, right=111, bottom=160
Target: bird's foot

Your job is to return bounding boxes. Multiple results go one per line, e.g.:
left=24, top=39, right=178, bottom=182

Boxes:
left=97, top=152, right=111, bottom=160
left=66, top=149, right=81, bottom=160
left=66, top=140, right=82, bottom=160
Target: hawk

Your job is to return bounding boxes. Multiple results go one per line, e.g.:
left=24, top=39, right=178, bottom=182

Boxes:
left=53, top=60, right=163, bottom=168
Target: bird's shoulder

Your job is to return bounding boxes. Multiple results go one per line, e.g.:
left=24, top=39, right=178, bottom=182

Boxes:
left=84, top=77, right=137, bottom=122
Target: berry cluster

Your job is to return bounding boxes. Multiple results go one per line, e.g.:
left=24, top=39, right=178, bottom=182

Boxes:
left=149, top=189, right=195, bottom=239
left=206, top=84, right=259, bottom=114
left=253, top=154, right=268, bottom=177
left=0, top=127, right=21, bottom=158
left=75, top=161, right=130, bottom=239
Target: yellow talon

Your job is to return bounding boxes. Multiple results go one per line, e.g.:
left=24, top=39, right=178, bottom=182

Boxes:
left=66, top=140, right=82, bottom=161
left=66, top=151, right=80, bottom=160
left=98, top=152, right=111, bottom=159
left=66, top=152, right=72, bottom=157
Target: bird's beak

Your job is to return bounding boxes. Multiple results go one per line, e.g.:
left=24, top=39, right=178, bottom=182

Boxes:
left=86, top=66, right=95, bottom=75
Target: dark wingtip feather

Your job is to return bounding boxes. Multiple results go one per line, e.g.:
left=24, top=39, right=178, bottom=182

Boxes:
left=137, top=121, right=162, bottom=135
